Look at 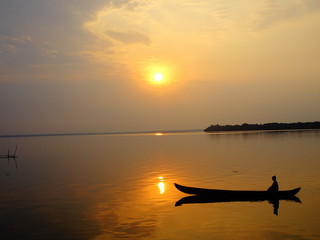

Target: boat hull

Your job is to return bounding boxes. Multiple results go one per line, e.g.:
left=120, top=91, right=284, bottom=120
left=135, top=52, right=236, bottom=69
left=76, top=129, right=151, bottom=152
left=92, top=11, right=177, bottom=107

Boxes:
left=174, top=183, right=301, bottom=198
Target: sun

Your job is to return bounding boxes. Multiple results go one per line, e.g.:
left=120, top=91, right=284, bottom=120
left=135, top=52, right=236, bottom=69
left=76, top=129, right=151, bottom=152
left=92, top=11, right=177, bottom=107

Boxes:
left=153, top=72, right=163, bottom=82
left=140, top=61, right=176, bottom=87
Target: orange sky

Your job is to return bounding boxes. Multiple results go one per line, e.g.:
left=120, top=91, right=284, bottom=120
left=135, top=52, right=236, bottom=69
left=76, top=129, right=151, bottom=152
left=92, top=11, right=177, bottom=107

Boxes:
left=0, top=0, right=319, bottom=134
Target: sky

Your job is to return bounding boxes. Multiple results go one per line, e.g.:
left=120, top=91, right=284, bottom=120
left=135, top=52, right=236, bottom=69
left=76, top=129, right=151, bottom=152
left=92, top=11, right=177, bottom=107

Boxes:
left=0, top=0, right=320, bottom=134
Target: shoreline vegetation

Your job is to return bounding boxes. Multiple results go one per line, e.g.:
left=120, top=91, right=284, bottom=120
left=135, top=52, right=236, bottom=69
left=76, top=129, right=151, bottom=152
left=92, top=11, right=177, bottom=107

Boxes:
left=204, top=121, right=320, bottom=132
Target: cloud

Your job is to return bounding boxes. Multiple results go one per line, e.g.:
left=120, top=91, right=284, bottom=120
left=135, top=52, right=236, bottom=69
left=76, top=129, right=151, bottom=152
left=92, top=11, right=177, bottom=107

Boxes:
left=106, top=30, right=151, bottom=45
left=1, top=0, right=320, bottom=84
left=0, top=0, right=118, bottom=82
left=255, top=0, right=320, bottom=31
left=0, top=35, right=32, bottom=54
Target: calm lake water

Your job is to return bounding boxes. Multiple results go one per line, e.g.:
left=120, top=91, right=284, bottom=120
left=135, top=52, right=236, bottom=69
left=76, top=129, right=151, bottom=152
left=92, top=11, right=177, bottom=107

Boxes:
left=0, top=130, right=320, bottom=240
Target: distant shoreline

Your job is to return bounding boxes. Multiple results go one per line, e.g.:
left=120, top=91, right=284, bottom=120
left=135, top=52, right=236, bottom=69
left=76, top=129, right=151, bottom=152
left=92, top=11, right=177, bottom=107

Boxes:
left=1, top=122, right=320, bottom=138
left=204, top=121, right=320, bottom=132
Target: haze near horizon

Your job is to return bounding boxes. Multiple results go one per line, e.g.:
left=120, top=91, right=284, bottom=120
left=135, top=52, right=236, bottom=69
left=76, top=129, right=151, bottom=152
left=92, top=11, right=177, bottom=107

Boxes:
left=1, top=0, right=319, bottom=134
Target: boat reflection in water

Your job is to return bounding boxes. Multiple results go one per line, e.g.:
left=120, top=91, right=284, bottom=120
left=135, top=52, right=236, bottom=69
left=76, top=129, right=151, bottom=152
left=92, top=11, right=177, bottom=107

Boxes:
left=175, top=195, right=301, bottom=216
left=158, top=176, right=165, bottom=194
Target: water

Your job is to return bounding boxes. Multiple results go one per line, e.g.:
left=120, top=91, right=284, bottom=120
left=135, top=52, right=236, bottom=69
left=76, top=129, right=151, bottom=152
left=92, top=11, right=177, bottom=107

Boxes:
left=0, top=130, right=320, bottom=239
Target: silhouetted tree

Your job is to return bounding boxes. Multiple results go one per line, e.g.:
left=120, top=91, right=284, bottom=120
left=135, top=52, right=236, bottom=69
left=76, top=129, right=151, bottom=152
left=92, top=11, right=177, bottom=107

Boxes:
left=204, top=121, right=320, bottom=132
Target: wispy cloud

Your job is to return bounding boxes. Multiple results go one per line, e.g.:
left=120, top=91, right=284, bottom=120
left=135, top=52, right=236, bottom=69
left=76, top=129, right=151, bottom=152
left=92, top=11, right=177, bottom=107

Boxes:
left=0, top=35, right=32, bottom=54
left=255, top=0, right=320, bottom=31
left=106, top=30, right=151, bottom=45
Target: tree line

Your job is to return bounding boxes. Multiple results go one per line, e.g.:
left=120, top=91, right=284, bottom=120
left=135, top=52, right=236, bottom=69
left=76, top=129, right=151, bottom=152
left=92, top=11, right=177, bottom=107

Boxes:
left=204, top=121, right=320, bottom=132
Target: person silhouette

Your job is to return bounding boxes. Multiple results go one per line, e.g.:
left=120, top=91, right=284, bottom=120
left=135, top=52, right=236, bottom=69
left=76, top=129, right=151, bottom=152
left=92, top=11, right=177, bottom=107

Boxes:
left=267, top=175, right=279, bottom=192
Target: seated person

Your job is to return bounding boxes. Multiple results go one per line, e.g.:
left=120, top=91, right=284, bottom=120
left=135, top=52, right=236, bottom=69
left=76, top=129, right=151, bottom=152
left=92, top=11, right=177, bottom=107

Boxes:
left=267, top=176, right=279, bottom=192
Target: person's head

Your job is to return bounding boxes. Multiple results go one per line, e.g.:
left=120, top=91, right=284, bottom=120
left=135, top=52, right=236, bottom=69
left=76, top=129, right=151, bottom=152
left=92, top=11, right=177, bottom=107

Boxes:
left=272, top=176, right=277, bottom=181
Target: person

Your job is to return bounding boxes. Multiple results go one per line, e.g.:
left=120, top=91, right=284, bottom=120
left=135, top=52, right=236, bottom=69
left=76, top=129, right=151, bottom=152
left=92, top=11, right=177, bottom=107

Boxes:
left=267, top=175, right=279, bottom=192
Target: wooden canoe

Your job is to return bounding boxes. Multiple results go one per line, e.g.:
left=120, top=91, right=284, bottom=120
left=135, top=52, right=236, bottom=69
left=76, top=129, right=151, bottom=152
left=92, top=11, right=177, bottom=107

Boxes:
left=174, top=183, right=301, bottom=198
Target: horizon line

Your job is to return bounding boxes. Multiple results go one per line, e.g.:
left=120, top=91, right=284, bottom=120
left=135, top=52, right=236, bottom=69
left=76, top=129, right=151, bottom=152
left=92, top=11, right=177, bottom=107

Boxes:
left=0, top=129, right=203, bottom=138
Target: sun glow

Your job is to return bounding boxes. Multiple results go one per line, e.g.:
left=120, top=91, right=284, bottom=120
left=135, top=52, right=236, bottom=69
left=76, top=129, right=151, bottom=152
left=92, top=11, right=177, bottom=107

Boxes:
left=154, top=73, right=163, bottom=82
left=140, top=61, right=175, bottom=87
left=149, top=68, right=167, bottom=85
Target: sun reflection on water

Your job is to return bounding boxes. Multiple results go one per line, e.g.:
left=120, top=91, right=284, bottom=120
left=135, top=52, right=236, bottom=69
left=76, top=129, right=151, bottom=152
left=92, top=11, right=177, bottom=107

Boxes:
left=155, top=133, right=164, bottom=136
left=157, top=176, right=165, bottom=194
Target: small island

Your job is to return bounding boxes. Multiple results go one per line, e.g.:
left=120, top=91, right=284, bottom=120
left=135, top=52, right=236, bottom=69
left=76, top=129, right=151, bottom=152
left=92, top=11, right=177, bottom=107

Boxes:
left=204, top=121, right=320, bottom=132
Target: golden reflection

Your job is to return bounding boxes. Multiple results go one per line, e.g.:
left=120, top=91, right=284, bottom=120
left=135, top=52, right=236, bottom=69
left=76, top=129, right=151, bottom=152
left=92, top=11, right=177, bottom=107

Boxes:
left=158, top=176, right=165, bottom=194
left=155, top=132, right=164, bottom=136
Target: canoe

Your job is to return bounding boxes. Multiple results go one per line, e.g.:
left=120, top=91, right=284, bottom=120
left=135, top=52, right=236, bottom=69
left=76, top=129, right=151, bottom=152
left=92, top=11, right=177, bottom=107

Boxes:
left=174, top=183, right=301, bottom=198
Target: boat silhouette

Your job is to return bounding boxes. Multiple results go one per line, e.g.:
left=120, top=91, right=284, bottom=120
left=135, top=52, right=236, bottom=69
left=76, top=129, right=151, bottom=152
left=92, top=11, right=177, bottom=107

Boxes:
left=174, top=183, right=301, bottom=198
left=174, top=183, right=301, bottom=215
